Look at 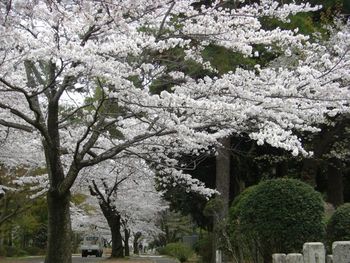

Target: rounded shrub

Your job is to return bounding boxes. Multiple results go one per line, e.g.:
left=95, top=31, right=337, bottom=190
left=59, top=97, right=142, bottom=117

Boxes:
left=229, top=178, right=325, bottom=261
left=160, top=242, right=194, bottom=262
left=327, top=203, right=350, bottom=244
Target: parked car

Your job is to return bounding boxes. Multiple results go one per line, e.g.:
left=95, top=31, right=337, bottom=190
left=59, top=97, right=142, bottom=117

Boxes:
left=80, top=234, right=104, bottom=257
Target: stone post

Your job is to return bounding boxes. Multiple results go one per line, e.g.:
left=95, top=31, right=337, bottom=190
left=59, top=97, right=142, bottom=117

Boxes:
left=286, top=253, right=303, bottom=263
left=303, top=242, right=325, bottom=263
left=272, top=253, right=286, bottom=263
left=215, top=249, right=222, bottom=263
left=332, top=241, right=350, bottom=263
left=326, top=255, right=333, bottom=263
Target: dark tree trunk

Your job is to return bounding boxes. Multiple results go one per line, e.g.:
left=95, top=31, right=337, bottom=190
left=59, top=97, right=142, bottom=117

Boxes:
left=263, top=250, right=271, bottom=263
left=212, top=137, right=231, bottom=263
left=110, top=217, right=123, bottom=258
left=43, top=94, right=74, bottom=263
left=133, top=232, right=142, bottom=254
left=45, top=190, right=72, bottom=263
left=301, top=158, right=318, bottom=187
left=216, top=137, right=231, bottom=216
left=124, top=228, right=130, bottom=256
left=89, top=181, right=124, bottom=258
left=101, top=205, right=123, bottom=258
left=327, top=159, right=344, bottom=207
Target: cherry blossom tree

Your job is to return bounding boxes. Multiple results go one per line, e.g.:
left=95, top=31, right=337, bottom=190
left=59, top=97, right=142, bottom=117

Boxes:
left=82, top=158, right=166, bottom=257
left=71, top=157, right=166, bottom=257
left=0, top=1, right=349, bottom=263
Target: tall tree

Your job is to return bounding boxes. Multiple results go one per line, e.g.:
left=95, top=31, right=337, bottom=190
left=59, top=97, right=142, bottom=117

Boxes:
left=74, top=157, right=167, bottom=257
left=0, top=2, right=349, bottom=263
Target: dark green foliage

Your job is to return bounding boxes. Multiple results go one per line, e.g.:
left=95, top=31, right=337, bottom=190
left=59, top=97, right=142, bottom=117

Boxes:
left=229, top=179, right=325, bottom=261
left=327, top=203, right=350, bottom=244
left=24, top=246, right=46, bottom=256
left=193, top=233, right=213, bottom=263
left=202, top=45, right=256, bottom=73
left=159, top=242, right=194, bottom=262
left=1, top=246, right=27, bottom=257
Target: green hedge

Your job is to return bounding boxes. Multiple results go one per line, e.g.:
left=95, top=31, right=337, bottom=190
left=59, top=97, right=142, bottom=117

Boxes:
left=0, top=246, right=27, bottom=257
left=160, top=242, right=194, bottom=262
left=327, top=203, right=350, bottom=244
left=229, top=178, right=325, bottom=261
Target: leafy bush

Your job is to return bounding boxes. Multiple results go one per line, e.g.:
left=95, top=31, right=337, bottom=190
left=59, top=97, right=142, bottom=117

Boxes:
left=229, top=178, right=325, bottom=262
left=193, top=233, right=213, bottom=263
left=327, top=203, right=350, bottom=244
left=3, top=246, right=27, bottom=257
left=160, top=242, right=194, bottom=262
left=25, top=246, right=45, bottom=256
left=0, top=246, right=6, bottom=256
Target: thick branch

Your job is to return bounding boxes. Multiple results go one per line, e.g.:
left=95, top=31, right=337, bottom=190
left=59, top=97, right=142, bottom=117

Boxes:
left=80, top=129, right=174, bottom=168
left=90, top=180, right=109, bottom=206
left=0, top=119, right=33, bottom=132
left=108, top=174, right=132, bottom=199
left=73, top=99, right=106, bottom=163
left=0, top=102, right=37, bottom=128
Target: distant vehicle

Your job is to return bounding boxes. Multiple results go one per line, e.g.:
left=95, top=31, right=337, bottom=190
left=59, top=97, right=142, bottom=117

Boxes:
left=80, top=234, right=104, bottom=257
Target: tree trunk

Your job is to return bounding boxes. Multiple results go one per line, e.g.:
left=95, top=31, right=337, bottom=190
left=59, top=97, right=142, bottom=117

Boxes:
left=89, top=181, right=124, bottom=258
left=327, top=159, right=344, bottom=207
left=216, top=137, right=231, bottom=216
left=212, top=137, right=231, bottom=263
left=124, top=228, right=130, bottom=256
left=101, top=205, right=123, bottom=258
left=301, top=158, right=318, bottom=187
left=133, top=232, right=142, bottom=255
left=45, top=190, right=72, bottom=263
left=110, top=217, right=123, bottom=258
left=263, top=250, right=270, bottom=263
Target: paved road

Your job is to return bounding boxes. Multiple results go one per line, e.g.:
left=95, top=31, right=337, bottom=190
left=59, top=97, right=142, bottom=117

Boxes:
left=140, top=255, right=178, bottom=263
left=2, top=255, right=106, bottom=263
left=3, top=255, right=178, bottom=263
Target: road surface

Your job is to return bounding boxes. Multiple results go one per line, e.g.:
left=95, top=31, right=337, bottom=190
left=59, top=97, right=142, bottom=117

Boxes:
left=2, top=255, right=178, bottom=263
left=2, top=255, right=106, bottom=263
left=140, top=255, right=178, bottom=263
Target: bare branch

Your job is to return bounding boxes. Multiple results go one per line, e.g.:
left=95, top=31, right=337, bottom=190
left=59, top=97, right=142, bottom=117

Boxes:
left=58, top=103, right=94, bottom=125
left=0, top=119, right=33, bottom=132
left=80, top=128, right=175, bottom=168
left=108, top=173, right=133, bottom=198
left=156, top=1, right=175, bottom=40
left=89, top=180, right=109, bottom=206
left=0, top=102, right=37, bottom=128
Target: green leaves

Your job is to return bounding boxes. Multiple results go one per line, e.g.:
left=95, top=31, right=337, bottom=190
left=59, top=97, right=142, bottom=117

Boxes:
left=327, top=203, right=350, bottom=246
left=229, top=179, right=325, bottom=259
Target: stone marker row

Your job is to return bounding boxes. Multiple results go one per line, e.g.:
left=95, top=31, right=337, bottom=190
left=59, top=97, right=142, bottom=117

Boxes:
left=272, top=241, right=350, bottom=263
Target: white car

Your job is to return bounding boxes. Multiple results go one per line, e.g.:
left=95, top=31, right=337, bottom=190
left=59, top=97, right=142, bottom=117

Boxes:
left=80, top=235, right=104, bottom=257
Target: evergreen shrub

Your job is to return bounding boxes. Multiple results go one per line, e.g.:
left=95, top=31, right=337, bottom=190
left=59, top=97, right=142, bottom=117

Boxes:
left=3, top=246, right=27, bottom=257
left=327, top=203, right=350, bottom=244
left=160, top=242, right=194, bottom=262
left=229, top=178, right=325, bottom=261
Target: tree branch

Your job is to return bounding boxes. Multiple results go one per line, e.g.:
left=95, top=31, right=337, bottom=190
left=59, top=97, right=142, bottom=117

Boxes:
left=80, top=129, right=175, bottom=168
left=0, top=119, right=33, bottom=132
left=156, top=1, right=175, bottom=40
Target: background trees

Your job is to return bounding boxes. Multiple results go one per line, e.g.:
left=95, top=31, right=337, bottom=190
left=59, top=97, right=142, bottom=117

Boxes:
left=0, top=1, right=349, bottom=263
left=80, top=157, right=167, bottom=257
